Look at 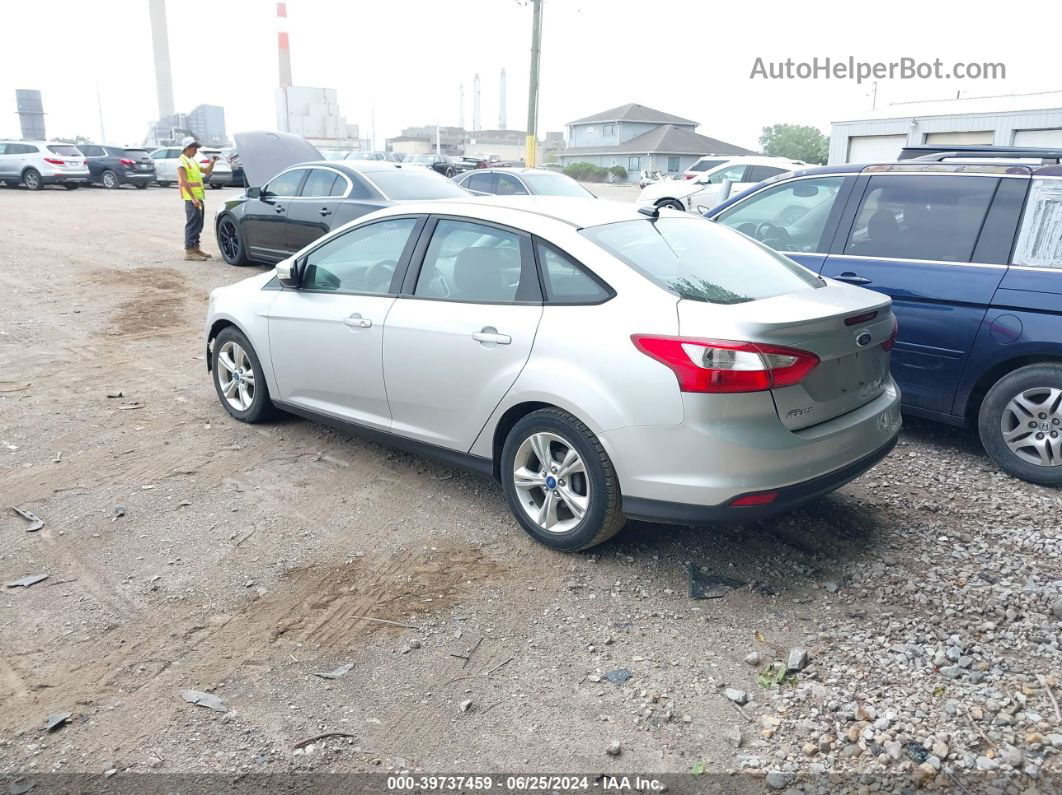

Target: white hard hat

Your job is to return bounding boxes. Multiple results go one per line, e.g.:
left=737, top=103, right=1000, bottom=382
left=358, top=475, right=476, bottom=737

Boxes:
left=181, top=136, right=199, bottom=149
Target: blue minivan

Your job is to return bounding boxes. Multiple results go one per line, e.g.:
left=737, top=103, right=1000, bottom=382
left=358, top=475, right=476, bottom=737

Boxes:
left=705, top=147, right=1062, bottom=485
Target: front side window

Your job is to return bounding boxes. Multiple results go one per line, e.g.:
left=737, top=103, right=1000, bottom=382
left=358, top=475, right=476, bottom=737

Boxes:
left=300, top=168, right=339, bottom=197
left=844, top=175, right=997, bottom=262
left=265, top=169, right=305, bottom=197
left=414, top=220, right=529, bottom=303
left=496, top=174, right=528, bottom=195
left=301, top=218, right=418, bottom=293
left=536, top=241, right=611, bottom=304
left=1013, top=178, right=1062, bottom=268
left=714, top=176, right=845, bottom=253
left=582, top=217, right=822, bottom=305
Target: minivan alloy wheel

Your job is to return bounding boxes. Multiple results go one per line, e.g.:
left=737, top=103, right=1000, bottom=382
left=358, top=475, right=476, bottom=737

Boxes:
left=217, top=340, right=256, bottom=412
left=512, top=432, right=590, bottom=534
left=1001, top=386, right=1062, bottom=467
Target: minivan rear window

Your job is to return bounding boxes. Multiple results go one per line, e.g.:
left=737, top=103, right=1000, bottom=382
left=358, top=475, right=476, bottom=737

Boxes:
left=581, top=217, right=822, bottom=305
left=47, top=145, right=81, bottom=156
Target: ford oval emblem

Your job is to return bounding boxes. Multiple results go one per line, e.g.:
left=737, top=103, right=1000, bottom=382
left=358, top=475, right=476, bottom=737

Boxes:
left=856, top=331, right=873, bottom=348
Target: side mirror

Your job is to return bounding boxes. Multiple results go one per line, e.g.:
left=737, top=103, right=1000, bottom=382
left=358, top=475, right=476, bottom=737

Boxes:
left=246, top=186, right=262, bottom=199
left=276, top=256, right=301, bottom=288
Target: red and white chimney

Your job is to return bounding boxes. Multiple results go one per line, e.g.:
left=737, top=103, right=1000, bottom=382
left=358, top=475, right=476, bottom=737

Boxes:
left=277, top=2, right=293, bottom=88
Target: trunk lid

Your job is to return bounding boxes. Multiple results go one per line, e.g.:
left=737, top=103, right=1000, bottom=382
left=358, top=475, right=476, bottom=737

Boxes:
left=677, top=282, right=894, bottom=430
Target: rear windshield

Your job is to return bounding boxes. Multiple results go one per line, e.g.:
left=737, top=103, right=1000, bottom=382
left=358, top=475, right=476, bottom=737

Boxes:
left=124, top=149, right=150, bottom=159
left=522, top=172, right=594, bottom=197
left=47, top=145, right=81, bottom=156
left=581, top=217, right=822, bottom=304
left=689, top=159, right=725, bottom=172
left=369, top=170, right=468, bottom=200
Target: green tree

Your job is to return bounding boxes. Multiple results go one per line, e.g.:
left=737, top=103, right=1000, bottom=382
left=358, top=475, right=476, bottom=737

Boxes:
left=758, top=124, right=829, bottom=165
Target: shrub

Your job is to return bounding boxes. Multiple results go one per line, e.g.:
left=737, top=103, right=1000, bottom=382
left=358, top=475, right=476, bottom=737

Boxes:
left=608, top=165, right=627, bottom=180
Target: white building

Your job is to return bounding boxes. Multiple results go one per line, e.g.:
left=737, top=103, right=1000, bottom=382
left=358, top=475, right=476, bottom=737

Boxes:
left=276, top=86, right=359, bottom=147
left=830, top=90, right=1062, bottom=164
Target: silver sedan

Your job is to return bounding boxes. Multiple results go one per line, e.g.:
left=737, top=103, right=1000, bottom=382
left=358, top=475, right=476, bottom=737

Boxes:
left=205, top=197, right=901, bottom=550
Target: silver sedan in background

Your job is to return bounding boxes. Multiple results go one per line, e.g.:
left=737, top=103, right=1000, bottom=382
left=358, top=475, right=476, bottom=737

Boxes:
left=205, top=198, right=901, bottom=550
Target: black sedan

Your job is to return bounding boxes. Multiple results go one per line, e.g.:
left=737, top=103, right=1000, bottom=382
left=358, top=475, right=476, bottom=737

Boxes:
left=404, top=153, right=462, bottom=177
left=215, top=134, right=469, bottom=266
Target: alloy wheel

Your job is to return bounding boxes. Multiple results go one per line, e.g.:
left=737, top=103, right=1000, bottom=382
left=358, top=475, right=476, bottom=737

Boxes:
left=103, top=171, right=118, bottom=189
left=217, top=340, right=256, bottom=412
left=219, top=219, right=240, bottom=260
left=1000, top=386, right=1062, bottom=466
left=512, top=432, right=590, bottom=534
left=24, top=172, right=40, bottom=190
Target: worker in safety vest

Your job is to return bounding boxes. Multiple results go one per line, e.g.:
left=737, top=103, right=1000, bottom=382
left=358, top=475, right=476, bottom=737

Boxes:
left=177, top=136, right=218, bottom=261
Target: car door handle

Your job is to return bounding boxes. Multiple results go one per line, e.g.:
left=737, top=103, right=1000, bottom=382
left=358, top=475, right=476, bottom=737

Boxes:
left=318, top=207, right=333, bottom=216
left=836, top=271, right=872, bottom=285
left=343, top=313, right=372, bottom=329
left=472, top=328, right=511, bottom=345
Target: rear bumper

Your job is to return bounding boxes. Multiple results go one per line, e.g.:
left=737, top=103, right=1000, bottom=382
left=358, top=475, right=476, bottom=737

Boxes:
left=208, top=173, right=234, bottom=186
left=622, top=434, right=897, bottom=524
left=41, top=172, right=90, bottom=184
left=121, top=172, right=155, bottom=183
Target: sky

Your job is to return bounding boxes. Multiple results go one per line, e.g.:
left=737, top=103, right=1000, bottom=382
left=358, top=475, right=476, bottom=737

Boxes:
left=0, top=0, right=1058, bottom=150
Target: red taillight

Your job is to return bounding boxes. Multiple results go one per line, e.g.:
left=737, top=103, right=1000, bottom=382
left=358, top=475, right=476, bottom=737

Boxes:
left=43, top=157, right=64, bottom=165
left=119, top=158, right=135, bottom=166
left=631, top=335, right=820, bottom=393
left=730, top=491, right=778, bottom=507
left=683, top=174, right=696, bottom=179
left=882, top=315, right=898, bottom=351
left=844, top=310, right=878, bottom=326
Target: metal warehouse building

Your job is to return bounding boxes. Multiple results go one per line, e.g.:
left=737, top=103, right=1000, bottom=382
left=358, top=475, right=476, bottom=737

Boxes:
left=829, top=90, right=1062, bottom=164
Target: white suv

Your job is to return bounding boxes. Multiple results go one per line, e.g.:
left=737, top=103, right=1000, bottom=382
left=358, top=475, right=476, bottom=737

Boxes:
left=638, top=156, right=806, bottom=214
left=0, top=141, right=90, bottom=190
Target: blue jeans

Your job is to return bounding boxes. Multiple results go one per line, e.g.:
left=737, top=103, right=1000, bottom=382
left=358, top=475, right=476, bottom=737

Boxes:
left=184, top=200, right=205, bottom=249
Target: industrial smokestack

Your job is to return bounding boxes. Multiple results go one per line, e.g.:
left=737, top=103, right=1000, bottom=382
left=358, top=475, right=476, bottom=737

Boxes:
left=459, top=83, right=464, bottom=129
left=473, top=73, right=481, bottom=131
left=148, top=0, right=175, bottom=119
left=277, top=2, right=293, bottom=88
left=499, top=68, right=507, bottom=130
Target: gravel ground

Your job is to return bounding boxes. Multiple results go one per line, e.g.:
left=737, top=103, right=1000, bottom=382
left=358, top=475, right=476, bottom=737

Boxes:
left=1, top=184, right=1060, bottom=791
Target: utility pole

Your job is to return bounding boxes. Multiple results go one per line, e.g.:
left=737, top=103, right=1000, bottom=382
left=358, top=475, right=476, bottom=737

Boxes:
left=524, top=0, right=543, bottom=167
left=96, top=82, right=106, bottom=143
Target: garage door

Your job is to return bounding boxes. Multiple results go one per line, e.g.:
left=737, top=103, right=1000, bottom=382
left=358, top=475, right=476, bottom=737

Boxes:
left=924, top=131, right=995, bottom=145
left=1014, top=129, right=1062, bottom=147
left=846, top=134, right=906, bottom=163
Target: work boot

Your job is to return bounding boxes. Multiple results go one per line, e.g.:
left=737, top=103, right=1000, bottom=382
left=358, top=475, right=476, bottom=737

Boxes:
left=184, top=248, right=208, bottom=261
left=193, top=247, right=214, bottom=259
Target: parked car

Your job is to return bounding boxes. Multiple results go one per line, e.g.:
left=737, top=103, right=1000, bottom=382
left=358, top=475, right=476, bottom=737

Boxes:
left=345, top=151, right=399, bottom=162
left=456, top=155, right=489, bottom=170
left=199, top=147, right=234, bottom=188
left=204, top=197, right=901, bottom=550
left=0, top=141, right=89, bottom=190
left=215, top=131, right=469, bottom=266
left=79, top=144, right=156, bottom=189
left=639, top=156, right=806, bottom=213
left=405, top=153, right=459, bottom=177
left=455, top=167, right=595, bottom=198
left=704, top=147, right=1062, bottom=485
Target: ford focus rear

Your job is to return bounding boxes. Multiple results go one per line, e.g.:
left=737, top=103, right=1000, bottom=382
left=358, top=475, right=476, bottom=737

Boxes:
left=205, top=198, right=901, bottom=551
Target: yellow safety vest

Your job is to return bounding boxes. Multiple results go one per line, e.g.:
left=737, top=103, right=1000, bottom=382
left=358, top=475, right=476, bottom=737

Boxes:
left=178, top=153, right=205, bottom=201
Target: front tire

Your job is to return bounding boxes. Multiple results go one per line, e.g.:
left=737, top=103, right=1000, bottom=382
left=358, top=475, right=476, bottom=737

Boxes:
left=211, top=327, right=273, bottom=423
left=217, top=215, right=250, bottom=266
left=656, top=198, right=685, bottom=212
left=101, top=170, right=119, bottom=189
left=23, top=169, right=42, bottom=190
left=501, top=408, right=626, bottom=551
left=978, top=364, right=1062, bottom=486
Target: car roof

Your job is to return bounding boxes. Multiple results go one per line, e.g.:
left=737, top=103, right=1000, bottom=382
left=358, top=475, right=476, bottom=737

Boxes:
left=380, top=196, right=649, bottom=228
left=478, top=167, right=558, bottom=175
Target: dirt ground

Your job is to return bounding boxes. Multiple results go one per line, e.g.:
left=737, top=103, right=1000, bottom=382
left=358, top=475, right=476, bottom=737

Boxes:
left=1, top=185, right=1059, bottom=786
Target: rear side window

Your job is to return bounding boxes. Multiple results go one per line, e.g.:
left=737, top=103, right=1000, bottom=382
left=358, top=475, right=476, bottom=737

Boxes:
left=79, top=145, right=104, bottom=157
left=535, top=241, right=611, bottom=304
left=300, top=168, right=339, bottom=197
left=467, top=172, right=494, bottom=192
left=582, top=217, right=822, bottom=305
left=414, top=219, right=534, bottom=303
left=496, top=174, right=528, bottom=195
left=47, top=145, right=81, bottom=156
left=844, top=175, right=997, bottom=262
left=746, top=165, right=789, bottom=182
left=1013, top=178, right=1062, bottom=268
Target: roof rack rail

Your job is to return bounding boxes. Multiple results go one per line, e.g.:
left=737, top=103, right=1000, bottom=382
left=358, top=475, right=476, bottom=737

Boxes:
left=899, top=144, right=1062, bottom=164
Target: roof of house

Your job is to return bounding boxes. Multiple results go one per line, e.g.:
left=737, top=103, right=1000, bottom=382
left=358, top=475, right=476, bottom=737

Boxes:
left=568, top=103, right=698, bottom=127
left=558, top=125, right=757, bottom=158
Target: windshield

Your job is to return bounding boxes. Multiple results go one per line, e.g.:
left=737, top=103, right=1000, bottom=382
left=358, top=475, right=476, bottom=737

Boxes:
left=581, top=217, right=822, bottom=304
left=369, top=170, right=468, bottom=200
left=47, top=145, right=81, bottom=156
left=521, top=173, right=594, bottom=197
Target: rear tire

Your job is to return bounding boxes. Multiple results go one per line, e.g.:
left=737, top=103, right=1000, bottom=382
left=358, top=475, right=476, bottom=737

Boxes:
left=501, top=408, right=626, bottom=551
left=211, top=327, right=274, bottom=423
left=135, top=183, right=148, bottom=189
left=64, top=183, right=80, bottom=190
left=101, top=170, right=119, bottom=189
left=23, top=169, right=42, bottom=191
left=978, top=364, right=1062, bottom=486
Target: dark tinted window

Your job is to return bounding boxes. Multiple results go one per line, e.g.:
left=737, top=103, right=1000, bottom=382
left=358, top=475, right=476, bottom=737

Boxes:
left=582, top=217, right=822, bottom=305
left=124, top=149, right=150, bottom=159
left=302, top=218, right=417, bottom=293
left=496, top=173, right=528, bottom=195
left=467, top=172, right=494, bottom=192
left=746, top=165, right=789, bottom=182
left=329, top=175, right=348, bottom=196
left=415, top=220, right=529, bottom=303
left=536, top=241, right=611, bottom=304
left=47, top=145, right=81, bottom=156
left=301, top=168, right=339, bottom=197
left=689, top=158, right=725, bottom=173
left=265, top=169, right=305, bottom=197
left=844, top=175, right=998, bottom=262
left=369, top=170, right=467, bottom=200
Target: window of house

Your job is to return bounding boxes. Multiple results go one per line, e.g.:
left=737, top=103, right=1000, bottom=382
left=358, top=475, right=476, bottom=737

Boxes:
left=667, top=157, right=680, bottom=173
left=603, top=124, right=614, bottom=136
left=628, top=156, right=641, bottom=172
